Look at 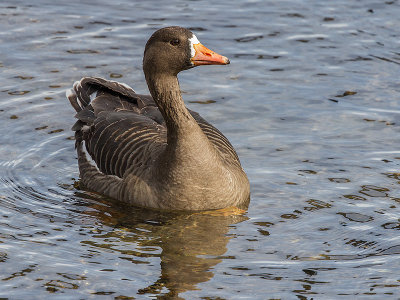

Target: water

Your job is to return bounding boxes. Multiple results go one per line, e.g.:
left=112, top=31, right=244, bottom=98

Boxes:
left=1, top=0, right=400, bottom=298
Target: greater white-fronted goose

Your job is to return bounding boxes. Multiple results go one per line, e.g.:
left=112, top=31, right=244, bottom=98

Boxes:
left=67, top=26, right=250, bottom=211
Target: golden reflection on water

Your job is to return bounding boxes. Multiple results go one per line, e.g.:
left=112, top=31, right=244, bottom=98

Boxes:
left=79, top=197, right=248, bottom=298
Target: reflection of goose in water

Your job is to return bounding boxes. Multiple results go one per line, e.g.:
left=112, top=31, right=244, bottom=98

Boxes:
left=67, top=26, right=250, bottom=211
left=83, top=198, right=248, bottom=298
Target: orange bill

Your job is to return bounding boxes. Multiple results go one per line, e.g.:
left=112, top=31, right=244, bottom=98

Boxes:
left=191, top=43, right=230, bottom=66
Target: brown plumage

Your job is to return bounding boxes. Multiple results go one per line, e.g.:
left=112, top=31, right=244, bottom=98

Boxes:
left=67, top=26, right=250, bottom=210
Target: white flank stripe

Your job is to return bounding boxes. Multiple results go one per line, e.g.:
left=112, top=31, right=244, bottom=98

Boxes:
left=82, top=141, right=101, bottom=172
left=89, top=91, right=97, bottom=101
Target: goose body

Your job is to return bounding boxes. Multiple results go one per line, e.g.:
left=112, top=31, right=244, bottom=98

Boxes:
left=67, top=27, right=250, bottom=211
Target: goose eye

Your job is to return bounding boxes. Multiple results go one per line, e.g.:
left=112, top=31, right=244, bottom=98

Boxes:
left=169, top=39, right=180, bottom=46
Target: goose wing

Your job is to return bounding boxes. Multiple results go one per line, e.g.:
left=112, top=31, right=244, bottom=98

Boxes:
left=68, top=77, right=167, bottom=178
left=68, top=77, right=241, bottom=179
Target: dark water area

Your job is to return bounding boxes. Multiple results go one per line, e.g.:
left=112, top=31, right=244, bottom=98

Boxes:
left=1, top=0, right=400, bottom=298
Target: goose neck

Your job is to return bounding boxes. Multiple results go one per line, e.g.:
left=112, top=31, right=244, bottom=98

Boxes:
left=146, top=73, right=195, bottom=134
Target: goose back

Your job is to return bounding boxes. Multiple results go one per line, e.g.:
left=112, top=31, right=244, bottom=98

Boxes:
left=69, top=77, right=242, bottom=181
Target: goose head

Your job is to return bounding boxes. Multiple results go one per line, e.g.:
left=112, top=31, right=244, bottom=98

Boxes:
left=143, top=26, right=230, bottom=77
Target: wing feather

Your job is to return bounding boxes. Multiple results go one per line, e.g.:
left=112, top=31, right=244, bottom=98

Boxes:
left=68, top=76, right=240, bottom=181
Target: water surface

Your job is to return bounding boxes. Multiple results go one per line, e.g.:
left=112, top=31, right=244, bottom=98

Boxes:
left=1, top=0, right=400, bottom=298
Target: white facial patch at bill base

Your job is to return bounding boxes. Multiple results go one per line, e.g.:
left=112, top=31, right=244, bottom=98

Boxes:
left=189, top=34, right=201, bottom=58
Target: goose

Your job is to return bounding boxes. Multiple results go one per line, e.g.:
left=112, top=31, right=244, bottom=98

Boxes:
left=67, top=26, right=250, bottom=211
